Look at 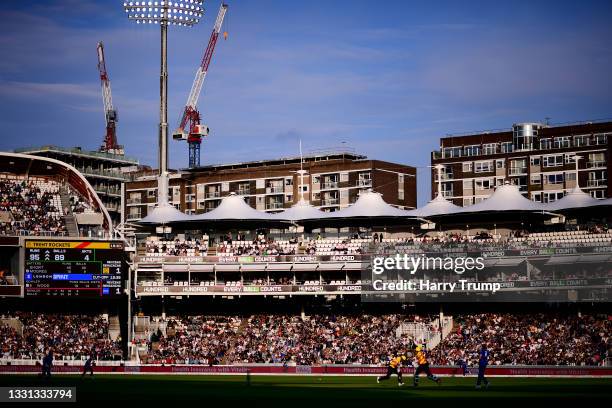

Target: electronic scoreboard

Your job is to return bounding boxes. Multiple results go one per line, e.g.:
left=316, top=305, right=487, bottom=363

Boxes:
left=24, top=240, right=126, bottom=298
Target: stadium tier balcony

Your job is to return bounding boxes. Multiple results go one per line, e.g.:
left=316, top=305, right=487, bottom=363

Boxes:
left=0, top=177, right=66, bottom=237
left=144, top=237, right=209, bottom=257
left=0, top=152, right=112, bottom=237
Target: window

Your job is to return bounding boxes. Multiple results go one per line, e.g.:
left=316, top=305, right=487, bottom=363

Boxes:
left=588, top=152, right=605, bottom=168
left=539, top=138, right=551, bottom=150
left=542, top=155, right=563, bottom=167
left=553, top=136, right=570, bottom=149
left=496, top=159, right=505, bottom=169
left=463, top=197, right=473, bottom=206
left=483, top=143, right=497, bottom=155
left=565, top=172, right=576, bottom=181
left=358, top=172, right=372, bottom=187
left=475, top=179, right=493, bottom=190
left=462, top=162, right=473, bottom=173
left=530, top=174, right=541, bottom=185
left=545, top=173, right=564, bottom=185
left=147, top=189, right=156, bottom=198
left=573, top=135, right=588, bottom=147
left=532, top=192, right=542, bottom=202
left=285, top=178, right=293, bottom=186
left=464, top=145, right=481, bottom=157
left=543, top=192, right=564, bottom=203
left=474, top=161, right=493, bottom=173
left=530, top=156, right=541, bottom=166
left=443, top=147, right=462, bottom=158
left=594, top=133, right=608, bottom=145
left=509, top=159, right=527, bottom=175
left=500, top=142, right=513, bottom=153
left=591, top=190, right=605, bottom=199
left=588, top=171, right=607, bottom=187
left=463, top=179, right=472, bottom=190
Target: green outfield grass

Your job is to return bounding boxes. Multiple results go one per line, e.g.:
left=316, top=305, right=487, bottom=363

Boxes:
left=0, top=375, right=611, bottom=406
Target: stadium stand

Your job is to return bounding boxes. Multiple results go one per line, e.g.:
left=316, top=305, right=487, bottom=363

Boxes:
left=0, top=313, right=123, bottom=361
left=0, top=152, right=112, bottom=237
left=132, top=313, right=610, bottom=366
left=0, top=176, right=66, bottom=236
left=436, top=313, right=611, bottom=366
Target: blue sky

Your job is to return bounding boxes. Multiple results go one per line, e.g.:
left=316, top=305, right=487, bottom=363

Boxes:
left=1, top=0, right=611, bottom=205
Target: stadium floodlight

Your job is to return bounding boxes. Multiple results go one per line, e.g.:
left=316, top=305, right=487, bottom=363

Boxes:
left=123, top=0, right=205, bottom=205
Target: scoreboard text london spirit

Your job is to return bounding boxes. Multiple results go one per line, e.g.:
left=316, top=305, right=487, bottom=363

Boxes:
left=24, top=240, right=126, bottom=297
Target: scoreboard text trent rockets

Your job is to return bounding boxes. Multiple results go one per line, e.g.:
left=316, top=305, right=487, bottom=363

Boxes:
left=24, top=240, right=126, bottom=297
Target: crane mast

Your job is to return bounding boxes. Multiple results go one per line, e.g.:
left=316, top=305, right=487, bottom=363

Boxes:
left=173, top=3, right=228, bottom=168
left=96, top=42, right=122, bottom=155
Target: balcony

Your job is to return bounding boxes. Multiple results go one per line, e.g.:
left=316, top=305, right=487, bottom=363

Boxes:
left=321, top=198, right=339, bottom=206
left=205, top=191, right=221, bottom=199
left=509, top=167, right=527, bottom=176
left=357, top=179, right=372, bottom=187
left=266, top=186, right=284, bottom=194
left=441, top=190, right=453, bottom=198
left=265, top=202, right=284, bottom=210
left=237, top=188, right=251, bottom=196
left=587, top=179, right=607, bottom=187
left=127, top=197, right=141, bottom=205
left=320, top=182, right=339, bottom=190
left=587, top=161, right=606, bottom=169
left=434, top=173, right=454, bottom=181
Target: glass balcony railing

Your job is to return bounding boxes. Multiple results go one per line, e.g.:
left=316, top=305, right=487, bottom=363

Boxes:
left=321, top=198, right=339, bottom=206
left=266, top=186, right=284, bottom=194
left=265, top=202, right=284, bottom=210
left=509, top=167, right=527, bottom=175
left=587, top=179, right=607, bottom=187
left=587, top=161, right=606, bottom=169
left=321, top=182, right=339, bottom=190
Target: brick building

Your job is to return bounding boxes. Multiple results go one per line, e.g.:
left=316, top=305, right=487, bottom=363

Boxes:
left=430, top=121, right=611, bottom=206
left=125, top=151, right=416, bottom=221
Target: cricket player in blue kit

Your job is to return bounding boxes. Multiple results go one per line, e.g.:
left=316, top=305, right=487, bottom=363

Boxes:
left=476, top=344, right=490, bottom=389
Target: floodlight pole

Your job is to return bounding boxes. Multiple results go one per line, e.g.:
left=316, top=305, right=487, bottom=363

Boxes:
left=158, top=7, right=169, bottom=205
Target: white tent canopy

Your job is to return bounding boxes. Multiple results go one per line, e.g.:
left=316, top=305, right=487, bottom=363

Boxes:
left=193, top=192, right=275, bottom=221
left=139, top=202, right=193, bottom=224
left=407, top=194, right=462, bottom=218
left=324, top=190, right=410, bottom=218
left=547, top=187, right=602, bottom=211
left=270, top=200, right=328, bottom=221
left=457, top=183, right=544, bottom=214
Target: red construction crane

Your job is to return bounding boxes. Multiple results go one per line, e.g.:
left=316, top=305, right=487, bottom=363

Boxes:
left=173, top=2, right=228, bottom=168
left=96, top=41, right=123, bottom=154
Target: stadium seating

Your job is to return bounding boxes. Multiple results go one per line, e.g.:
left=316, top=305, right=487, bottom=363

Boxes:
left=0, top=176, right=66, bottom=236
left=0, top=312, right=123, bottom=361
left=132, top=312, right=611, bottom=366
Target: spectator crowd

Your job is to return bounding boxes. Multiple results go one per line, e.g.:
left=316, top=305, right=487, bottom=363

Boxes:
left=142, top=312, right=610, bottom=367
left=0, top=312, right=123, bottom=361
left=435, top=313, right=611, bottom=366
left=0, top=179, right=66, bottom=236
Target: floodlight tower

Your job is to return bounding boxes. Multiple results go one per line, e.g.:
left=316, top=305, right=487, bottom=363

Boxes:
left=123, top=1, right=205, bottom=205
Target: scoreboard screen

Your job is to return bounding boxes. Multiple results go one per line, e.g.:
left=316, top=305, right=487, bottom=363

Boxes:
left=24, top=240, right=126, bottom=298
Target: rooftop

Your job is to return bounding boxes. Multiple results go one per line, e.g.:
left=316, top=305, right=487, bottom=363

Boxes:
left=15, top=145, right=139, bottom=164
left=187, top=149, right=368, bottom=173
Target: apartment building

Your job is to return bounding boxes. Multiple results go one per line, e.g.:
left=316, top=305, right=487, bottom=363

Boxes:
left=430, top=121, right=611, bottom=206
left=125, top=151, right=417, bottom=221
